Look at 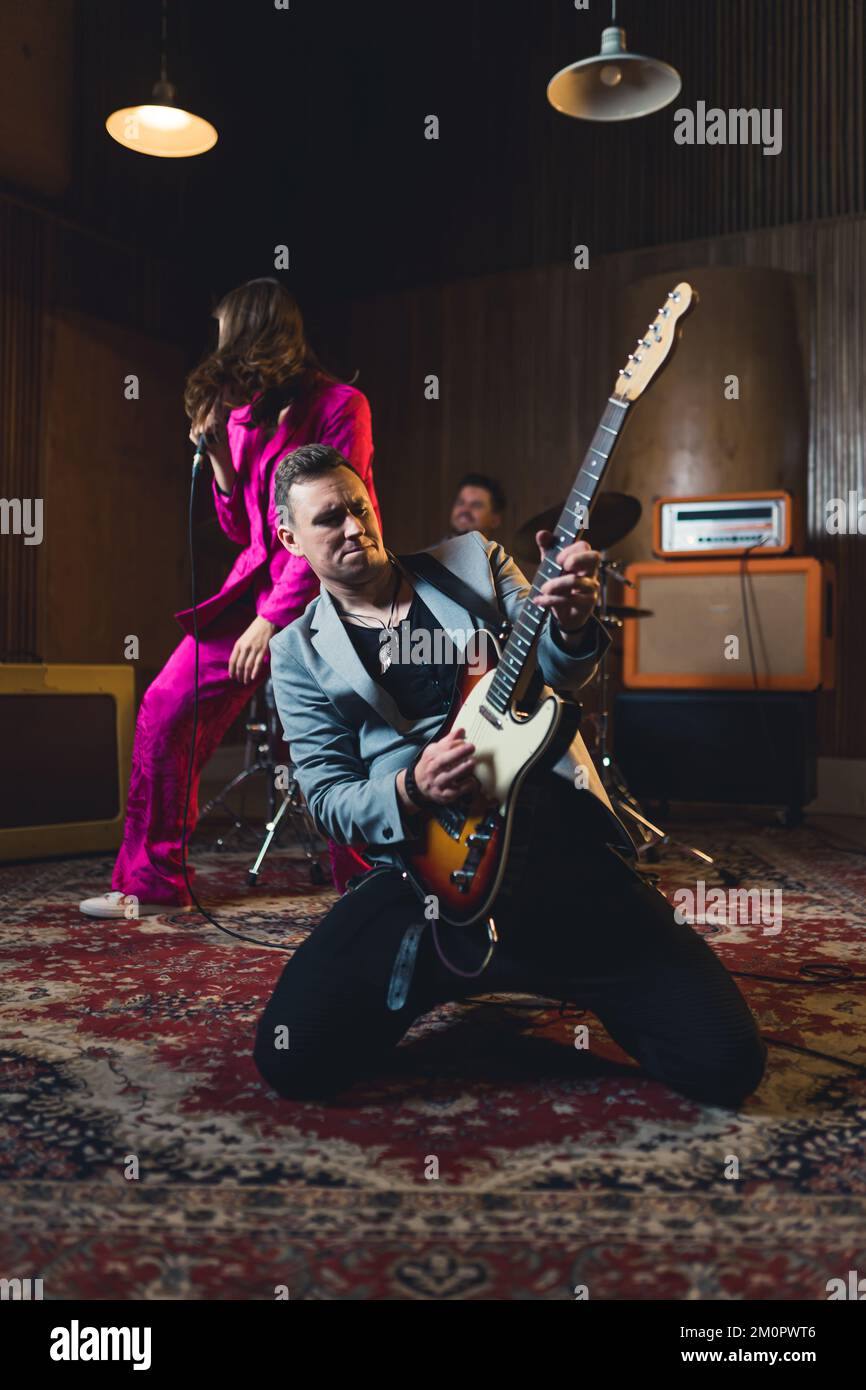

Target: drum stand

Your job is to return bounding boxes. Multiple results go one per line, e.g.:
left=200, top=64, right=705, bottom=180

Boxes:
left=196, top=678, right=327, bottom=886
left=597, top=557, right=715, bottom=870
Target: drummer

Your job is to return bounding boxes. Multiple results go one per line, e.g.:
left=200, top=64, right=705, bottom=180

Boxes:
left=442, top=473, right=506, bottom=542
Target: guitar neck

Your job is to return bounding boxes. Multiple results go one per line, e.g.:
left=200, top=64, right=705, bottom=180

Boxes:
left=486, top=393, right=631, bottom=715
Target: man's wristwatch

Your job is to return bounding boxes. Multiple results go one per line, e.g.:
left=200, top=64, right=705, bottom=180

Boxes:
left=404, top=751, right=434, bottom=811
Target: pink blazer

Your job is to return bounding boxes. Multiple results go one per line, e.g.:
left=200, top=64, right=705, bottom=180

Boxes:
left=175, top=380, right=379, bottom=636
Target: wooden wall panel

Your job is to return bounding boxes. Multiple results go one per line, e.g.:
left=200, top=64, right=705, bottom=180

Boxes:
left=0, top=0, right=74, bottom=197
left=0, top=190, right=208, bottom=693
left=0, top=200, right=51, bottom=661
left=610, top=266, right=811, bottom=570
left=39, top=310, right=190, bottom=697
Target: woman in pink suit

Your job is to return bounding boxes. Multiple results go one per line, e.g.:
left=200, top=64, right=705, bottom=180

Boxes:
left=79, top=278, right=380, bottom=917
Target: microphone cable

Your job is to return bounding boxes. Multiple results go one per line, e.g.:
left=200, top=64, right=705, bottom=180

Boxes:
left=179, top=437, right=293, bottom=953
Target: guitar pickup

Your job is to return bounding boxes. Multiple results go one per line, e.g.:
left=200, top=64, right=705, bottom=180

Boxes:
left=479, top=704, right=502, bottom=730
left=436, top=807, right=465, bottom=841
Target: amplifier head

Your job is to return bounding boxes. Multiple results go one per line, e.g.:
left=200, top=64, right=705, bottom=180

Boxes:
left=653, top=491, right=799, bottom=559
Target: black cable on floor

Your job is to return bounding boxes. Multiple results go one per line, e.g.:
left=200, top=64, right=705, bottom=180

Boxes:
left=802, top=821, right=866, bottom=858
left=727, top=966, right=866, bottom=1073
left=730, top=962, right=863, bottom=985
left=760, top=1037, right=866, bottom=1077
left=484, top=996, right=866, bottom=1078
left=181, top=464, right=293, bottom=954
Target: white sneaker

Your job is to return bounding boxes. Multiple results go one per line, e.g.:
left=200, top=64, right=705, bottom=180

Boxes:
left=78, top=891, right=186, bottom=919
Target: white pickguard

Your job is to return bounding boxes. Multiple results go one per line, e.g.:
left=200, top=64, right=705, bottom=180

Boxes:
left=456, top=669, right=560, bottom=813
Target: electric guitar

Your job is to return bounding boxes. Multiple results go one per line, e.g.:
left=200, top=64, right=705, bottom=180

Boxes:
left=398, top=282, right=697, bottom=925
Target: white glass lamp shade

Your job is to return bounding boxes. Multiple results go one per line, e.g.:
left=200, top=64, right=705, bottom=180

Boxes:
left=106, top=82, right=217, bottom=157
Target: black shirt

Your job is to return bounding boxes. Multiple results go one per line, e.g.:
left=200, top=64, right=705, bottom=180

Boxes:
left=341, top=590, right=459, bottom=721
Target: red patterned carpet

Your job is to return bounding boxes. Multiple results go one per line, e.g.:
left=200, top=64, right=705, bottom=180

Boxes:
left=2, top=818, right=865, bottom=1300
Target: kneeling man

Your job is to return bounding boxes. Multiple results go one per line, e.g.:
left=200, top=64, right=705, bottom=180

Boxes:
left=253, top=444, right=766, bottom=1106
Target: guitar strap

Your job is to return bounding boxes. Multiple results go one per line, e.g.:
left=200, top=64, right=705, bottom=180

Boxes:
left=386, top=922, right=426, bottom=1012
left=396, top=549, right=507, bottom=633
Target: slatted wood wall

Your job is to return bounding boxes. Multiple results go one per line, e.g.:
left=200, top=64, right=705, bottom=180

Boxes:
left=0, top=201, right=52, bottom=660
left=0, top=193, right=203, bottom=681
left=436, top=0, right=866, bottom=281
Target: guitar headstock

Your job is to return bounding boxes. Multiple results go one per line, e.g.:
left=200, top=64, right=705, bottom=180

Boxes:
left=612, top=281, right=697, bottom=403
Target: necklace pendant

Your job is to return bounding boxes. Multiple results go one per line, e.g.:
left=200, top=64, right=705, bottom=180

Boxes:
left=379, top=640, right=393, bottom=673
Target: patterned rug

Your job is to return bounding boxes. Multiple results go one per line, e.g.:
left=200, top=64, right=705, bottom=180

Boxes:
left=1, top=817, right=865, bottom=1300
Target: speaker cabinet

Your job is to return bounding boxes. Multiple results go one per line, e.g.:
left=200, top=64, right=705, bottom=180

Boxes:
left=622, top=557, right=835, bottom=691
left=614, top=690, right=817, bottom=812
left=0, top=665, right=134, bottom=860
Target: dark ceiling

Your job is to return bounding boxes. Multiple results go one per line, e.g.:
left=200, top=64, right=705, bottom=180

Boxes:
left=61, top=0, right=866, bottom=315
left=74, top=0, right=603, bottom=301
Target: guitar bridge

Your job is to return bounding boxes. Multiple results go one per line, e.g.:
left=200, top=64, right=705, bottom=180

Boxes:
left=449, top=812, right=498, bottom=893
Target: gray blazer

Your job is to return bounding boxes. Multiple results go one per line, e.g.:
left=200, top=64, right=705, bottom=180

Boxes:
left=269, top=531, right=633, bottom=867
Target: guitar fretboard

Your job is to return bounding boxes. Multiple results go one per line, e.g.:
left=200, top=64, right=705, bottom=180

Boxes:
left=486, top=395, right=631, bottom=715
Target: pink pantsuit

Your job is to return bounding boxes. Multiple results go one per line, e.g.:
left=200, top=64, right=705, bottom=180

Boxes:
left=112, top=381, right=379, bottom=904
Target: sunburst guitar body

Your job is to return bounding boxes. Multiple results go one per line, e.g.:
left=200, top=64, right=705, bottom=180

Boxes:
left=400, top=631, right=574, bottom=925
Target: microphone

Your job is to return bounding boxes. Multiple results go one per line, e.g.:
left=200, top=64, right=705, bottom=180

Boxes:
left=192, top=433, right=208, bottom=478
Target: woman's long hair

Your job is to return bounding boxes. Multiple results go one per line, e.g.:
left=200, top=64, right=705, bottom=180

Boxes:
left=184, top=278, right=336, bottom=432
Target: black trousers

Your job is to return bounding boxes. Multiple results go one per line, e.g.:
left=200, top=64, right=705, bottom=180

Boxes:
left=253, top=780, right=767, bottom=1107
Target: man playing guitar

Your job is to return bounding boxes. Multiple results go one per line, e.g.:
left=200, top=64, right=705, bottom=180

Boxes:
left=252, top=443, right=766, bottom=1108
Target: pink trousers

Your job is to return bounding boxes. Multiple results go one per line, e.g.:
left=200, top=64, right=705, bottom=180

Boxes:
left=112, top=604, right=269, bottom=905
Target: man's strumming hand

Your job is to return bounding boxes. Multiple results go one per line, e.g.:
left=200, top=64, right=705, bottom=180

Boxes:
left=396, top=726, right=479, bottom=811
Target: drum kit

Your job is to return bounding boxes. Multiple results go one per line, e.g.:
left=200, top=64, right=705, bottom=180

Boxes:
left=514, top=492, right=712, bottom=865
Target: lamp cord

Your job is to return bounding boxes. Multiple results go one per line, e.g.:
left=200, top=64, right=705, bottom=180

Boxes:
left=159, top=0, right=168, bottom=85
left=180, top=463, right=293, bottom=952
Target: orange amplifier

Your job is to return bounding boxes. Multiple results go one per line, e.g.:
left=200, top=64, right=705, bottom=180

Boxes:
left=622, top=557, right=835, bottom=691
left=653, top=490, right=800, bottom=558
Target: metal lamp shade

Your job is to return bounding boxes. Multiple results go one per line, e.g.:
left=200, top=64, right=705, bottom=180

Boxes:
left=547, top=26, right=681, bottom=122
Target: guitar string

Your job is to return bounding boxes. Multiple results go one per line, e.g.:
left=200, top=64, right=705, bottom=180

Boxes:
left=461, top=391, right=628, bottom=821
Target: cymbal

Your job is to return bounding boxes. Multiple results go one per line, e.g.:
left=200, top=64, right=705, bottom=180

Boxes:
left=514, top=491, right=641, bottom=560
